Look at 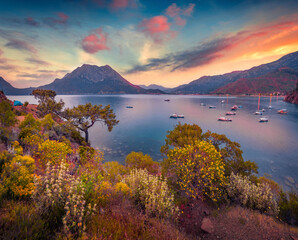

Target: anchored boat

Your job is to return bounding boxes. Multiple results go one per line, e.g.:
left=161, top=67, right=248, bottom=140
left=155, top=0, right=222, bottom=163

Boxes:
left=218, top=117, right=232, bottom=122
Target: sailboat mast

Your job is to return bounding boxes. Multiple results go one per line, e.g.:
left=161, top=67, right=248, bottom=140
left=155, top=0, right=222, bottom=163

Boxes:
left=258, top=94, right=260, bottom=111
left=270, top=93, right=272, bottom=105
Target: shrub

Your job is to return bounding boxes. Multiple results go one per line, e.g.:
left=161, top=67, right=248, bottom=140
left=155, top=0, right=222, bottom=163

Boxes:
left=227, top=172, right=279, bottom=216
left=164, top=140, right=227, bottom=202
left=34, top=161, right=95, bottom=238
left=1, top=155, right=36, bottom=198
left=122, top=168, right=179, bottom=219
left=37, top=139, right=72, bottom=168
left=125, top=151, right=159, bottom=174
left=24, top=101, right=29, bottom=107
left=103, top=161, right=127, bottom=183
left=278, top=190, right=298, bottom=225
left=0, top=151, right=14, bottom=174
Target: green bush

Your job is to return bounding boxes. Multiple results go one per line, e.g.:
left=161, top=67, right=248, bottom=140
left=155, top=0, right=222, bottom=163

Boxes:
left=122, top=168, right=179, bottom=219
left=103, top=161, right=127, bottom=184
left=278, top=190, right=298, bottom=225
left=227, top=172, right=279, bottom=216
left=125, top=151, right=159, bottom=174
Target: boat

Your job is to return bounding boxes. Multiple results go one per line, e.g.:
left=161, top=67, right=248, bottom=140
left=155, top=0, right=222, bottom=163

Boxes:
left=126, top=106, right=133, bottom=108
left=218, top=117, right=232, bottom=122
left=260, top=109, right=266, bottom=112
left=200, top=103, right=206, bottom=106
left=209, top=106, right=216, bottom=109
left=164, top=99, right=170, bottom=101
left=277, top=109, right=287, bottom=114
left=268, top=106, right=272, bottom=109
left=170, top=114, right=184, bottom=118
left=226, top=112, right=236, bottom=115
left=255, top=111, right=263, bottom=115
left=238, top=105, right=243, bottom=109
left=221, top=100, right=225, bottom=103
left=259, top=117, right=269, bottom=122
left=231, top=105, right=238, bottom=111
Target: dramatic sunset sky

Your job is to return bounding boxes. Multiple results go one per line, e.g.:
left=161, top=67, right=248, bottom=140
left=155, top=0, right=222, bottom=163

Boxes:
left=0, top=0, right=297, bottom=88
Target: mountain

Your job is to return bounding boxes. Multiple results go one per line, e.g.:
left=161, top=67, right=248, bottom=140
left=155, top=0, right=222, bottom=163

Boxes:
left=285, top=82, right=298, bottom=104
left=38, top=64, right=163, bottom=94
left=139, top=84, right=171, bottom=92
left=213, top=68, right=298, bottom=95
left=170, top=51, right=298, bottom=94
left=0, top=77, right=34, bottom=95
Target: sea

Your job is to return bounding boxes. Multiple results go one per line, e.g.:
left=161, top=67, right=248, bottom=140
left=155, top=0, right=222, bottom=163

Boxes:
left=8, top=94, right=298, bottom=190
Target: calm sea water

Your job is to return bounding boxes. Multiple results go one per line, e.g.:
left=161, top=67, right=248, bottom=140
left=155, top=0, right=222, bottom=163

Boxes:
left=8, top=95, right=298, bottom=189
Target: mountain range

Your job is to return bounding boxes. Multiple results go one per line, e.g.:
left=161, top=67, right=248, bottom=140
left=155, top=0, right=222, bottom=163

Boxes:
left=0, top=51, right=297, bottom=95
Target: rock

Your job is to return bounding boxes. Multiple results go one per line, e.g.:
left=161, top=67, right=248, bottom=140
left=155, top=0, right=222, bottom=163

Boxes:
left=285, top=176, right=295, bottom=184
left=201, top=217, right=214, bottom=234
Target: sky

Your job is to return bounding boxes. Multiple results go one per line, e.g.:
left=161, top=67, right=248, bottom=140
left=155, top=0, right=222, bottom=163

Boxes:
left=0, top=0, right=297, bottom=88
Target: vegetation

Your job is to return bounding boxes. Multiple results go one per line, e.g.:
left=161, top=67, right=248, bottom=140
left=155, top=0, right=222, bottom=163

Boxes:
left=0, top=100, right=17, bottom=145
left=0, top=92, right=297, bottom=239
left=63, top=103, right=119, bottom=144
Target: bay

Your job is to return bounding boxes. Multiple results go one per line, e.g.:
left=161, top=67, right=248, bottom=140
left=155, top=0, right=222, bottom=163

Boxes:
left=8, top=94, right=298, bottom=189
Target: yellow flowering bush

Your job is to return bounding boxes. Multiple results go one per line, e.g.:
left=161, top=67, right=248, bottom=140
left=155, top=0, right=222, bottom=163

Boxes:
left=165, top=140, right=227, bottom=202
left=125, top=151, right=159, bottom=174
left=122, top=168, right=179, bottom=219
left=115, top=182, right=131, bottom=196
left=37, top=139, right=72, bottom=167
left=1, top=155, right=36, bottom=198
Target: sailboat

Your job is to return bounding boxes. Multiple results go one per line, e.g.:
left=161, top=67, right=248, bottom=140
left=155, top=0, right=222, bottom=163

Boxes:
left=255, top=94, right=262, bottom=115
left=268, top=93, right=272, bottom=109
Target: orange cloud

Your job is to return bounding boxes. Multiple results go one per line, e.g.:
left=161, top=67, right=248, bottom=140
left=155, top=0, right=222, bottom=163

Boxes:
left=81, top=28, right=109, bottom=54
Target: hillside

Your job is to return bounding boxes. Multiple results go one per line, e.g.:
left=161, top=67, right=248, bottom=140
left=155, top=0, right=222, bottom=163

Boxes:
left=0, top=77, right=34, bottom=95
left=213, top=68, right=298, bottom=94
left=285, top=82, right=298, bottom=104
left=170, top=51, right=298, bottom=94
left=39, top=64, right=163, bottom=94
left=139, top=84, right=171, bottom=92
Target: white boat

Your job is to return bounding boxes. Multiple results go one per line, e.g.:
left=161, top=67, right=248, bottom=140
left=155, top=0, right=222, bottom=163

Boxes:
left=231, top=105, right=238, bottom=111
left=259, top=117, right=268, bottom=122
left=218, top=117, right=232, bottom=122
left=260, top=109, right=266, bottom=112
left=221, top=100, right=225, bottom=103
left=200, top=103, right=206, bottom=106
left=226, top=112, right=236, bottom=115
left=255, top=111, right=263, bottom=115
left=170, top=114, right=184, bottom=118
left=268, top=106, right=272, bottom=109
left=209, top=106, right=216, bottom=109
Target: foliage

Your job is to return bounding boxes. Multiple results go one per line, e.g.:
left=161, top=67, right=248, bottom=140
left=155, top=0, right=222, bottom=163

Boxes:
left=0, top=100, right=17, bottom=144
left=125, top=151, right=159, bottom=174
left=161, top=123, right=258, bottom=178
left=24, top=101, right=29, bottom=107
left=18, top=114, right=41, bottom=148
left=164, top=140, right=227, bottom=202
left=19, top=113, right=41, bottom=130
left=0, top=151, right=14, bottom=174
left=34, top=161, right=95, bottom=238
left=278, top=190, right=298, bottom=225
left=202, top=131, right=258, bottom=177
left=11, top=140, right=23, bottom=155
left=63, top=103, right=119, bottom=143
left=37, top=139, right=72, bottom=168
left=40, top=113, right=55, bottom=131
left=0, top=100, right=17, bottom=128
left=32, top=89, right=65, bottom=117
left=78, top=145, right=100, bottom=165
left=1, top=155, right=36, bottom=198
left=160, top=123, right=203, bottom=155
left=227, top=172, right=279, bottom=216
left=122, top=168, right=179, bottom=219
left=103, top=161, right=127, bottom=183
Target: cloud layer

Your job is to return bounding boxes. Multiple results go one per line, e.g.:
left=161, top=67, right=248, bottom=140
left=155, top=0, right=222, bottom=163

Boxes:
left=81, top=28, right=109, bottom=54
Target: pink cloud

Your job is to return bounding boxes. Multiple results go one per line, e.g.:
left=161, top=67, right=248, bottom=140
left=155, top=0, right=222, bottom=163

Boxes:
left=166, top=3, right=180, bottom=17
left=175, top=16, right=186, bottom=26
left=81, top=28, right=109, bottom=54
left=57, top=12, right=69, bottom=24
left=183, top=3, right=195, bottom=16
left=110, top=0, right=129, bottom=9
left=138, top=16, right=176, bottom=43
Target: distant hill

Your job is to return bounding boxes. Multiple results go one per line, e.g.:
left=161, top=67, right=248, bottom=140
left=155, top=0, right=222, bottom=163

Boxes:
left=0, top=77, right=34, bottom=95
left=213, top=68, right=298, bottom=95
left=139, top=84, right=171, bottom=93
left=170, top=51, right=298, bottom=94
left=0, top=65, right=163, bottom=95
left=39, top=64, right=163, bottom=94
